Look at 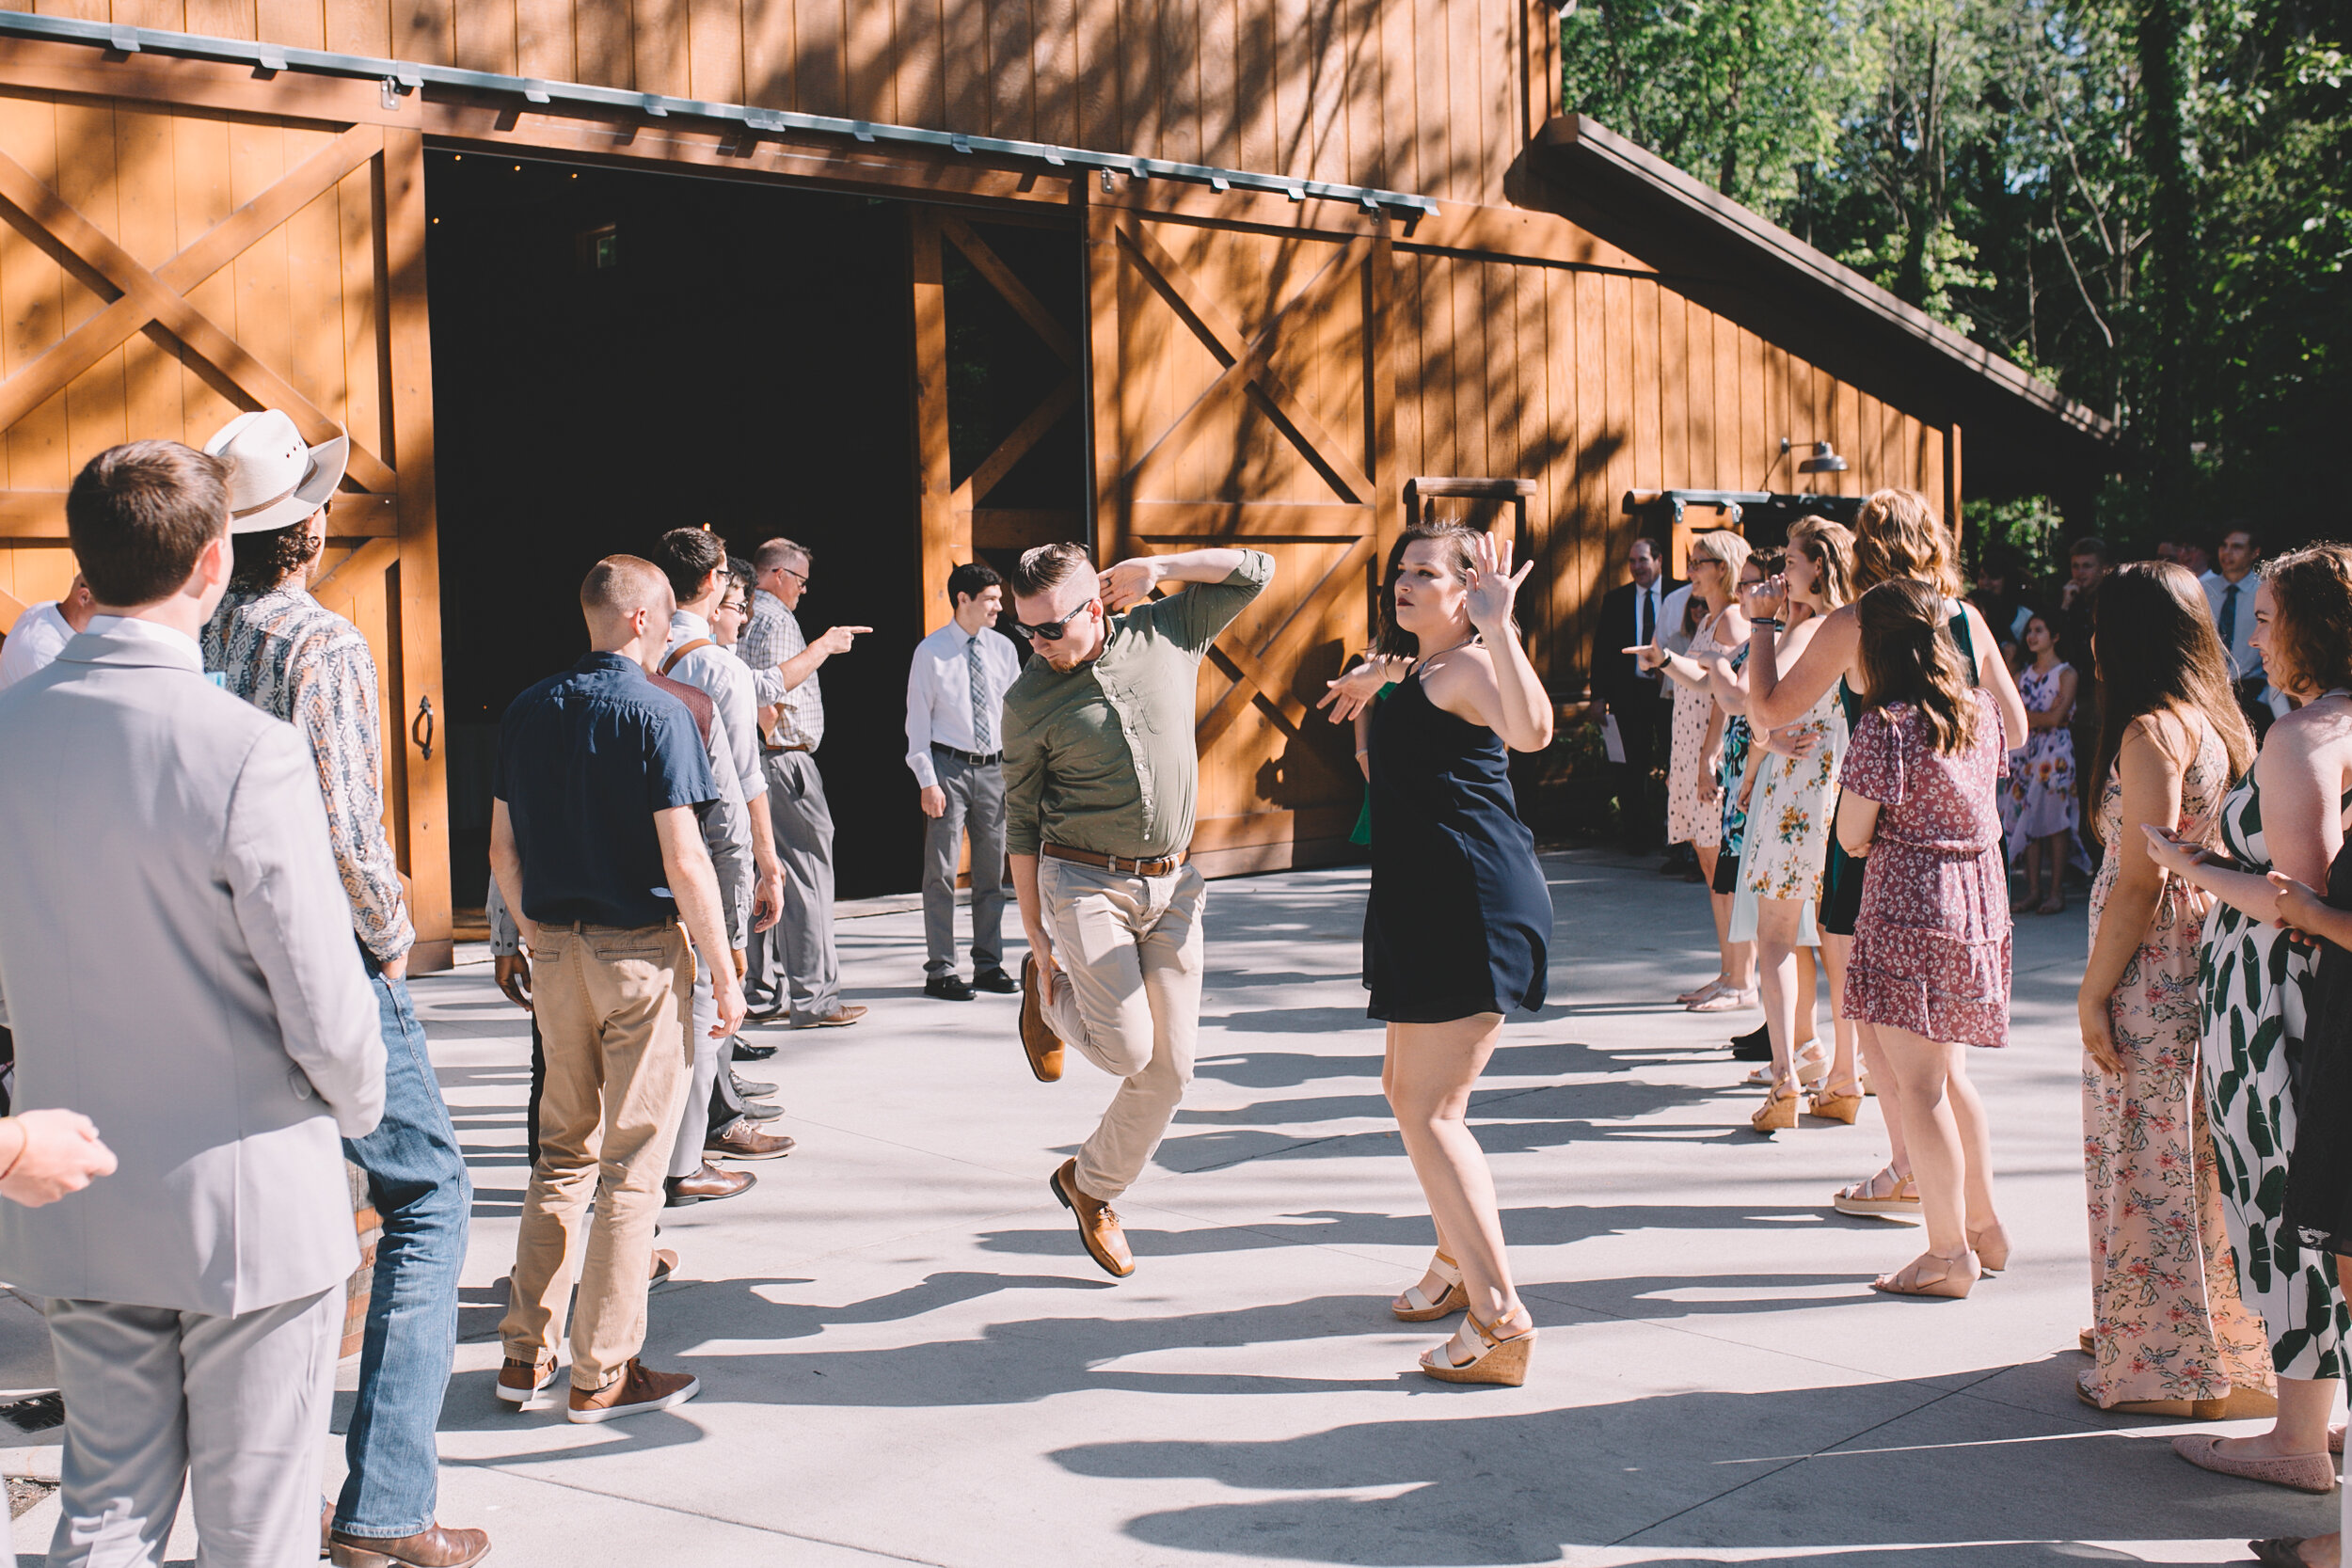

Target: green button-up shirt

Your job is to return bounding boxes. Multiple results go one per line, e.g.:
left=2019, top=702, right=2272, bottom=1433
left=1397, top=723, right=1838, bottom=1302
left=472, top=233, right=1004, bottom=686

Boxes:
left=1003, top=550, right=1274, bottom=861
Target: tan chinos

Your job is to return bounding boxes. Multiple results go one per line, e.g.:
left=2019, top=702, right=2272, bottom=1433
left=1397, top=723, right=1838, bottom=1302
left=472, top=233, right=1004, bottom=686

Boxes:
left=500, top=922, right=691, bottom=1391
left=1035, top=856, right=1206, bottom=1201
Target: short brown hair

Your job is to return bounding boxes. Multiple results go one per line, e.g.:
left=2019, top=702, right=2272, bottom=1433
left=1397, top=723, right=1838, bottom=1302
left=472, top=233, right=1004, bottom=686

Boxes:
left=580, top=555, right=670, bottom=619
left=66, top=440, right=230, bottom=607
left=2262, top=544, right=2352, bottom=700
left=754, top=537, right=811, bottom=574
left=1010, top=541, right=1094, bottom=600
left=1852, top=488, right=1963, bottom=597
left=653, top=526, right=726, bottom=604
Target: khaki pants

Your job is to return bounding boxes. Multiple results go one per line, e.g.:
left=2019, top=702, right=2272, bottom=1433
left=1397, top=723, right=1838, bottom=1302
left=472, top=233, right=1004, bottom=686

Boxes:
left=500, top=922, right=691, bottom=1391
left=1037, top=857, right=1205, bottom=1202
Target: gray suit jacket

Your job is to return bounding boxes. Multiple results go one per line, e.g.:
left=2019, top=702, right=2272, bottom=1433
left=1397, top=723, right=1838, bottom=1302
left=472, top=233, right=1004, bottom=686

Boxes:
left=0, top=624, right=384, bottom=1317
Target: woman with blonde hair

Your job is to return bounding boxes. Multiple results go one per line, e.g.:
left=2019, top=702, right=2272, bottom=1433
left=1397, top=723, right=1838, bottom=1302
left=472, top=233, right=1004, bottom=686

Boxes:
left=1636, top=528, right=1754, bottom=1010
left=2146, top=543, right=2352, bottom=1496
left=1741, top=491, right=2026, bottom=1204
left=1734, top=516, right=1855, bottom=1131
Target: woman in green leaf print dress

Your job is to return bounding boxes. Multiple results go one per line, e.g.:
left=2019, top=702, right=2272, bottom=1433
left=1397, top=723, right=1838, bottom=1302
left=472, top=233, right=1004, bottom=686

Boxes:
left=2145, top=544, right=2352, bottom=1496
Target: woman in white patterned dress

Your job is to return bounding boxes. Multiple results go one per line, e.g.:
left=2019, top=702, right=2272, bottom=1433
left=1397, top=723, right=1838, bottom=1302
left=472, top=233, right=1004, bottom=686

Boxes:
left=2144, top=545, right=2352, bottom=1497
left=1653, top=530, right=1753, bottom=1010
left=1737, top=518, right=1856, bottom=1132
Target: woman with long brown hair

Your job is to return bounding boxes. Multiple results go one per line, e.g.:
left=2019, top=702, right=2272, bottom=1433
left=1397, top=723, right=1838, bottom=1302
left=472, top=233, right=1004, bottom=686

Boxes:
left=1742, top=491, right=2027, bottom=1211
left=1834, top=579, right=2012, bottom=1295
left=2145, top=544, right=2352, bottom=1494
left=2074, top=562, right=2273, bottom=1411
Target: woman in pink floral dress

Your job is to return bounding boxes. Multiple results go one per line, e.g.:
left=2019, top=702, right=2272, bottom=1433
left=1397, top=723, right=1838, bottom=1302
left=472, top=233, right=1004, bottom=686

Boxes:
left=2075, top=562, right=2270, bottom=1414
left=1836, top=578, right=2012, bottom=1298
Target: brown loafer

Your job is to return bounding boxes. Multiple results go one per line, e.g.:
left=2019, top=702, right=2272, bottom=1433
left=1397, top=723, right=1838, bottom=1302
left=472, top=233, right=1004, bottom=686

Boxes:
left=665, top=1162, right=756, bottom=1205
left=495, top=1354, right=556, bottom=1404
left=327, top=1523, right=492, bottom=1567
left=2171, top=1433, right=2337, bottom=1493
left=706, top=1120, right=794, bottom=1161
left=787, top=1005, right=867, bottom=1028
left=1050, top=1157, right=1134, bottom=1277
left=1020, top=956, right=1065, bottom=1083
left=567, top=1357, right=700, bottom=1424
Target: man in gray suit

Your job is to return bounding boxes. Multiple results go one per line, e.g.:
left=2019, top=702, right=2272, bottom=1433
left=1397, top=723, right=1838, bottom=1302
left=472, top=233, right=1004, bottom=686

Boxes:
left=0, top=440, right=385, bottom=1568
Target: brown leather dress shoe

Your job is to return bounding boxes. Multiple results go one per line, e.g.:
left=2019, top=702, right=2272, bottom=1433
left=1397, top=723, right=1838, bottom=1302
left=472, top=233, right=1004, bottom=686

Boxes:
left=706, top=1120, right=795, bottom=1161
left=327, top=1523, right=492, bottom=1567
left=495, top=1354, right=556, bottom=1403
left=1050, top=1158, right=1135, bottom=1277
left=665, top=1162, right=755, bottom=1205
left=788, top=1004, right=868, bottom=1028
left=1020, top=956, right=1065, bottom=1083
left=567, top=1358, right=700, bottom=1423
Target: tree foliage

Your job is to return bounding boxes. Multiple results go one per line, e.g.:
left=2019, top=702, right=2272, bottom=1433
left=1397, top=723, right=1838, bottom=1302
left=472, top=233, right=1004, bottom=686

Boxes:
left=1561, top=0, right=2352, bottom=558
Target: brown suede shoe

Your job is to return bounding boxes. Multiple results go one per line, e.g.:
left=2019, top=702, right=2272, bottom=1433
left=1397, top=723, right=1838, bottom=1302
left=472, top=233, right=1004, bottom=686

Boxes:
left=495, top=1354, right=556, bottom=1404
left=1050, top=1157, right=1135, bottom=1277
left=327, top=1523, right=492, bottom=1567
left=706, top=1120, right=794, bottom=1161
left=665, top=1162, right=756, bottom=1205
left=1020, top=956, right=1065, bottom=1083
left=567, top=1358, right=700, bottom=1424
left=787, top=1004, right=868, bottom=1028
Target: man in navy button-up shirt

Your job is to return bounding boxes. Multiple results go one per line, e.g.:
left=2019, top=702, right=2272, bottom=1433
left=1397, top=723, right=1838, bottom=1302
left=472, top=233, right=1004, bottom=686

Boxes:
left=487, top=555, right=741, bottom=1423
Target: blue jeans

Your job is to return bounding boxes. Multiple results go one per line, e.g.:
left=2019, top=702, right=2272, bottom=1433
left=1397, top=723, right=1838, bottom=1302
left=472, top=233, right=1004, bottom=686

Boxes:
left=334, top=965, right=470, bottom=1538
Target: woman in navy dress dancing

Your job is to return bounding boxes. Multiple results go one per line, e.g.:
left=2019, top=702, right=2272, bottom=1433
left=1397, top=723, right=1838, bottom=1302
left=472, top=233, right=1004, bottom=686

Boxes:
left=1324, top=523, right=1555, bottom=1386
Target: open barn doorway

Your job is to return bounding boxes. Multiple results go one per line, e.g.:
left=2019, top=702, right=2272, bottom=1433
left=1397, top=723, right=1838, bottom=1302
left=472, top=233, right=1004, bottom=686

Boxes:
left=426, top=151, right=1084, bottom=914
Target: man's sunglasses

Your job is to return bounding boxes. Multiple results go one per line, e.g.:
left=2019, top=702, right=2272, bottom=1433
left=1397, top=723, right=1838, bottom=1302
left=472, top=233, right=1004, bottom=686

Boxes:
left=1013, top=599, right=1098, bottom=642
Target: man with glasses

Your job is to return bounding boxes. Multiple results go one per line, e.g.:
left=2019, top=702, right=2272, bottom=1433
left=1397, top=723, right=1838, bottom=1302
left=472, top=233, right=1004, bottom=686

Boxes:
left=1002, top=540, right=1272, bottom=1278
left=738, top=538, right=869, bottom=1029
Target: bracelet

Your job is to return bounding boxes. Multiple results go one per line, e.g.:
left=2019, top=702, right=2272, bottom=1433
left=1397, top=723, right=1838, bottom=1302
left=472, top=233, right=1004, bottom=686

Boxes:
left=1354, top=748, right=1370, bottom=758
left=1752, top=618, right=1783, bottom=631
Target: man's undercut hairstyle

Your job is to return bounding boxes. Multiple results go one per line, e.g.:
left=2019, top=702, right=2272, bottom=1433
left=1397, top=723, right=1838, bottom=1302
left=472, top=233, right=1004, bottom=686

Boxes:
left=755, top=537, right=812, bottom=574
left=1011, top=541, right=1094, bottom=601
left=66, top=440, right=230, bottom=608
left=653, top=526, right=727, bottom=604
left=228, top=511, right=325, bottom=593
left=2070, top=536, right=2111, bottom=566
left=947, top=561, right=1003, bottom=605
left=580, top=555, right=670, bottom=621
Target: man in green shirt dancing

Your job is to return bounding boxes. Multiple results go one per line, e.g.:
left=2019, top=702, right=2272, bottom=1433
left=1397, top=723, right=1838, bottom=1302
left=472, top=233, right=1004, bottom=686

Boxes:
left=1003, top=541, right=1274, bottom=1277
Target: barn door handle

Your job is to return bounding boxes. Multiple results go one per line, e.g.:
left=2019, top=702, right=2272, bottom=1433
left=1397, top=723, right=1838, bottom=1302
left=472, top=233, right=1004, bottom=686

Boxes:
left=411, top=696, right=436, bottom=761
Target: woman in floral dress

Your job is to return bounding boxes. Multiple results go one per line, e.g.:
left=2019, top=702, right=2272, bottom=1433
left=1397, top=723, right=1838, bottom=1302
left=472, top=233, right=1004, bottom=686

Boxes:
left=2003, top=613, right=2089, bottom=914
left=1737, top=518, right=1855, bottom=1132
left=1656, top=530, right=1753, bottom=1010
left=2145, top=546, right=2352, bottom=1495
left=2074, top=563, right=2270, bottom=1413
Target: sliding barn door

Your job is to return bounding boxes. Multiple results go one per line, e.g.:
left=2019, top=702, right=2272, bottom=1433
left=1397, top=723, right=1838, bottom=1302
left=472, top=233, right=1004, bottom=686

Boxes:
left=1087, top=205, right=1400, bottom=876
left=0, top=95, right=451, bottom=967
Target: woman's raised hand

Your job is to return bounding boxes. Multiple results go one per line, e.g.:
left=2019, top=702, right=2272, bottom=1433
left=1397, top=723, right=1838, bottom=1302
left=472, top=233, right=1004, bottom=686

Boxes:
left=1740, top=575, right=1788, bottom=623
left=1463, top=531, right=1534, bottom=634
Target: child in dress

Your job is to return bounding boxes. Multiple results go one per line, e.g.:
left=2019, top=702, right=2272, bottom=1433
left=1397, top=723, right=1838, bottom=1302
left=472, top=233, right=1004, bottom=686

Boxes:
left=1836, top=578, right=2014, bottom=1299
left=2002, top=612, right=2087, bottom=913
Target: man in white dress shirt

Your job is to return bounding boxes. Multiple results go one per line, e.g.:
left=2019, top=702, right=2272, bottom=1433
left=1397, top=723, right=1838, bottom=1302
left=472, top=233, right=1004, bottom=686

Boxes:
left=2205, top=524, right=2265, bottom=683
left=0, top=573, right=95, bottom=690
left=906, top=562, right=1022, bottom=1001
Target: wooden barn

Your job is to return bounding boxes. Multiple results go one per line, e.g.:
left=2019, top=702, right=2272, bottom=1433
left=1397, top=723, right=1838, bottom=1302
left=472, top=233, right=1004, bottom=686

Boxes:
left=0, top=1, right=2109, bottom=971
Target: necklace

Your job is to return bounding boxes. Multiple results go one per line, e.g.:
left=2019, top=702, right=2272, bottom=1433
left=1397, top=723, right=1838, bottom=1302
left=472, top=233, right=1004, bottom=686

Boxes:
left=1413, top=634, right=1480, bottom=678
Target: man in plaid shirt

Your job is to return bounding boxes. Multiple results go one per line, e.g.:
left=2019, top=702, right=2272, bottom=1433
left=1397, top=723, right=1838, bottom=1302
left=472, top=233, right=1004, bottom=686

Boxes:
left=738, top=537, right=868, bottom=1027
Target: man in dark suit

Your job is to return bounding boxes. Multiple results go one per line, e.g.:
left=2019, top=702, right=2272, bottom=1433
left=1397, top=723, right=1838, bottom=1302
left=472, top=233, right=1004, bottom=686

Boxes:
left=1590, top=536, right=1678, bottom=852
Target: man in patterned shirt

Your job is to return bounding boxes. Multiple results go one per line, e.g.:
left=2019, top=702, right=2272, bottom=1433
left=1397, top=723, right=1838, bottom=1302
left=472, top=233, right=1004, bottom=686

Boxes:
left=738, top=537, right=869, bottom=1029
left=199, top=411, right=485, bottom=1568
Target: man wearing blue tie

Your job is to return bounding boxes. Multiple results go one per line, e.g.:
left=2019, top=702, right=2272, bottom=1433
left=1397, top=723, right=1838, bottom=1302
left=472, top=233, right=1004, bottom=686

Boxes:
left=906, top=562, right=1023, bottom=1001
left=2204, top=524, right=2269, bottom=715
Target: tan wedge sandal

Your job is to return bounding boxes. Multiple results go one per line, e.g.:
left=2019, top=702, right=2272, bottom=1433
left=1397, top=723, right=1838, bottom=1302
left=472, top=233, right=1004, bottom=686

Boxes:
left=1418, top=1309, right=1537, bottom=1386
left=1806, top=1081, right=1864, bottom=1124
left=1751, top=1081, right=1802, bottom=1132
left=1391, top=1249, right=1469, bottom=1322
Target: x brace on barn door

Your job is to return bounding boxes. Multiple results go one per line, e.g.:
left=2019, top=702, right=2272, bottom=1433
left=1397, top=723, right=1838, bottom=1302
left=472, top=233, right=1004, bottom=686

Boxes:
left=0, top=122, right=396, bottom=537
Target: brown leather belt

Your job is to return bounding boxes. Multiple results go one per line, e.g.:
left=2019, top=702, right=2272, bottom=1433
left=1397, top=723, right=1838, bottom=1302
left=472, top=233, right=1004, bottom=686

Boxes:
left=1043, top=843, right=1187, bottom=878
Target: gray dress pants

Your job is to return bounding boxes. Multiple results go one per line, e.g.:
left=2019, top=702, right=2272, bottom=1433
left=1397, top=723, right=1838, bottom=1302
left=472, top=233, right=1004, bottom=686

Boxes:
left=754, top=750, right=840, bottom=1022
left=44, top=1288, right=339, bottom=1568
left=922, top=752, right=1008, bottom=976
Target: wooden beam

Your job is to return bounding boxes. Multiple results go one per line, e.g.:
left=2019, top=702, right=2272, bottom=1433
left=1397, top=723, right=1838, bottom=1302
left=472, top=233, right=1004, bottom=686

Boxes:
left=1128, top=500, right=1375, bottom=537
left=1083, top=195, right=1126, bottom=562
left=966, top=508, right=1086, bottom=552
left=1195, top=534, right=1375, bottom=752
left=0, top=489, right=397, bottom=539
left=938, top=214, right=1078, bottom=367
left=309, top=535, right=400, bottom=597
left=908, top=208, right=960, bottom=633
left=953, top=373, right=1077, bottom=512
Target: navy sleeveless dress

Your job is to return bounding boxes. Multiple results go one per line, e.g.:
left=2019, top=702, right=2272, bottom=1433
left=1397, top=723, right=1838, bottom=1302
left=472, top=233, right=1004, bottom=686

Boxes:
left=1362, top=669, right=1552, bottom=1022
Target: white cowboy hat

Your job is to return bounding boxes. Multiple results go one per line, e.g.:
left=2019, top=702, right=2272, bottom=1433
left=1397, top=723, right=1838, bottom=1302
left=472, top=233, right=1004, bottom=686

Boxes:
left=203, top=409, right=349, bottom=534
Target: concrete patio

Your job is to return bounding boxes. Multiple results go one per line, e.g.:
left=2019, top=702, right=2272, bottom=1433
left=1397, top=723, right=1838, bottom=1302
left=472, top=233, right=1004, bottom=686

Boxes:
left=5, top=847, right=2334, bottom=1566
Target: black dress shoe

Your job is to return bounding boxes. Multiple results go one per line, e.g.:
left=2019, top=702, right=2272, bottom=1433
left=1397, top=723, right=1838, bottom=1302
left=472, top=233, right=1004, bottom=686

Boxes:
left=925, top=974, right=976, bottom=1001
left=730, top=1073, right=777, bottom=1098
left=733, top=1041, right=778, bottom=1061
left=971, top=966, right=1019, bottom=994
left=1730, top=1023, right=1772, bottom=1061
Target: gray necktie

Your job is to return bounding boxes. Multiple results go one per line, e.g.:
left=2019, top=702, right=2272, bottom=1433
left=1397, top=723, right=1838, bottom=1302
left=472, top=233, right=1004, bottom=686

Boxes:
left=968, top=635, right=993, bottom=752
